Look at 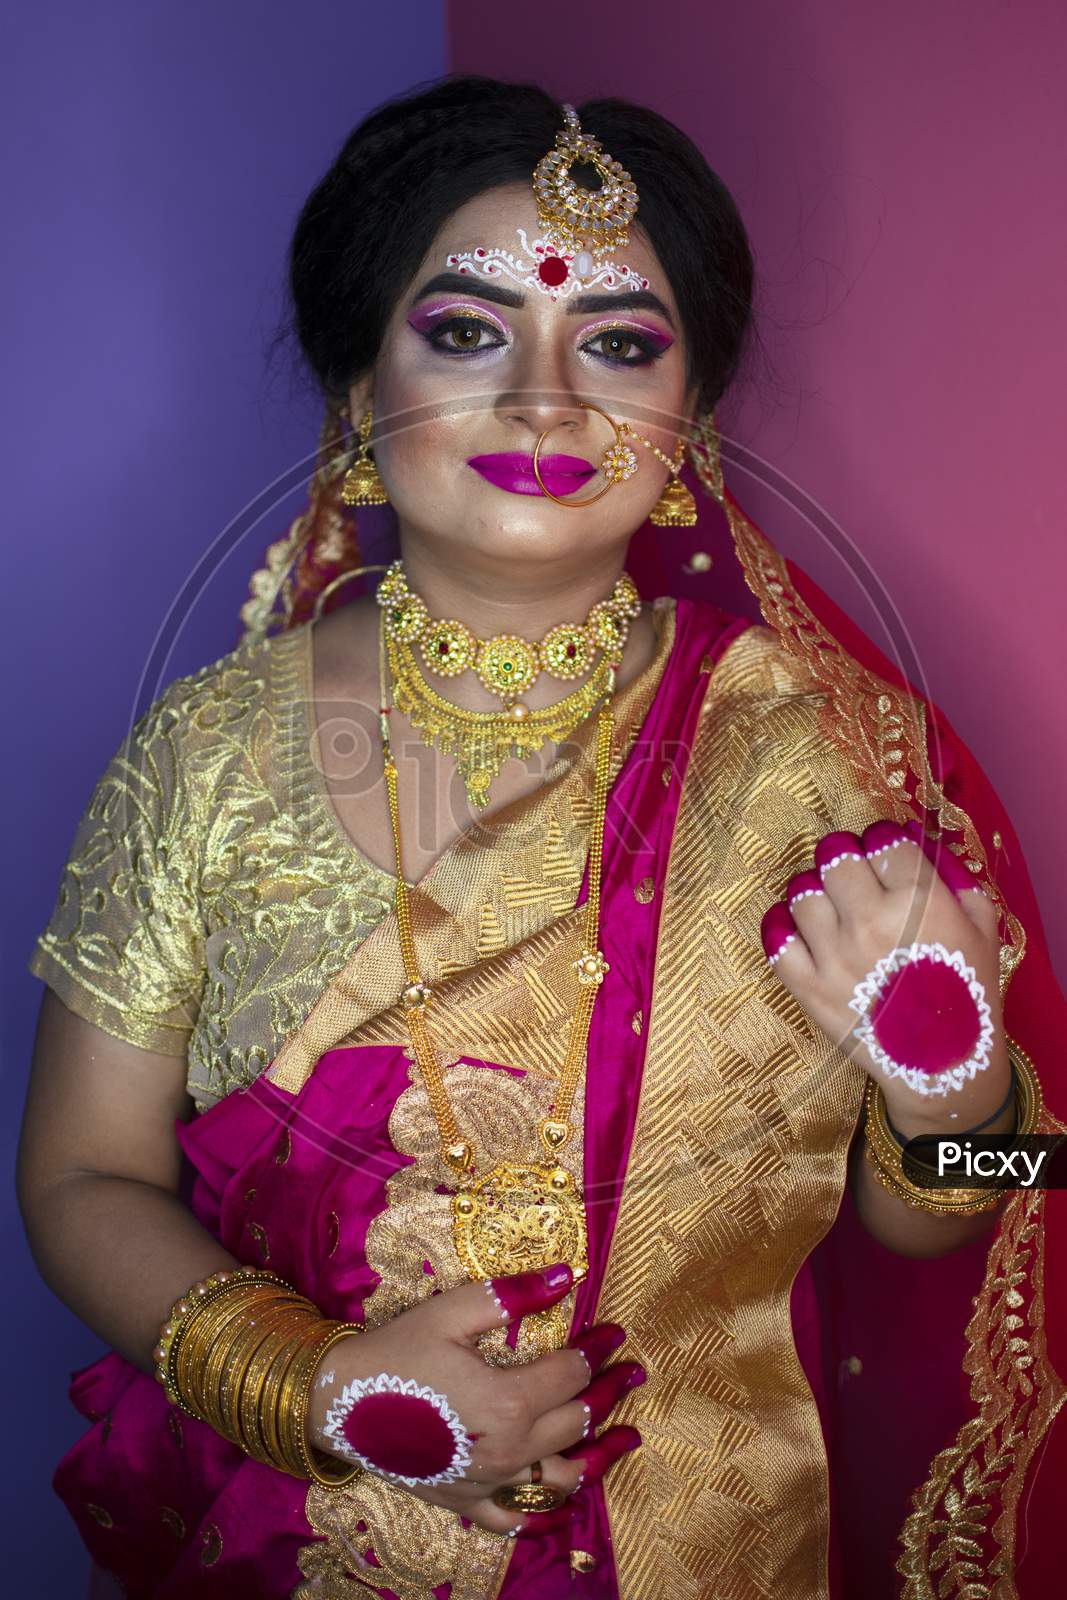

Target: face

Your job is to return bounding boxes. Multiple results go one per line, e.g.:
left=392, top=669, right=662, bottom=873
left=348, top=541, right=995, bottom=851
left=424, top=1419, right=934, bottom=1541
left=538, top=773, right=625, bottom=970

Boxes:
left=347, top=181, right=698, bottom=578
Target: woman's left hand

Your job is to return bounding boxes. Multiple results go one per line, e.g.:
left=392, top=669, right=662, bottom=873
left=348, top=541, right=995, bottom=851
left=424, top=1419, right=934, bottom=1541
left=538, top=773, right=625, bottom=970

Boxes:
left=760, top=818, right=1010, bottom=1138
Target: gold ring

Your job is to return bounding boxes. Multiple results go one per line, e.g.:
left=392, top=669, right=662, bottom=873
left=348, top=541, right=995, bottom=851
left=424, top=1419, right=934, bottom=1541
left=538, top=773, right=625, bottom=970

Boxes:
left=491, top=1471, right=568, bottom=1514
left=532, top=401, right=629, bottom=507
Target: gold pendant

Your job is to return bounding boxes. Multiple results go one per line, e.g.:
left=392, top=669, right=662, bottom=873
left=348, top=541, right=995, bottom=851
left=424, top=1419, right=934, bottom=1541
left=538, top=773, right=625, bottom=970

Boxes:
left=453, top=1161, right=587, bottom=1357
left=452, top=1160, right=588, bottom=1283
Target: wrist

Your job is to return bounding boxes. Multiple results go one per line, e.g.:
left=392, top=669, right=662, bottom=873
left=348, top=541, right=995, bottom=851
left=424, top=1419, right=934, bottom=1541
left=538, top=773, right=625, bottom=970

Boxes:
left=306, top=1330, right=371, bottom=1449
left=880, top=1039, right=1013, bottom=1142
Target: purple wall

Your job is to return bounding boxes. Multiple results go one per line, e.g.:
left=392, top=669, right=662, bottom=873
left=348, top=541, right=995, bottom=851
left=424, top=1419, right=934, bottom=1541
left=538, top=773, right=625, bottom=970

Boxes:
left=4, top=5, right=444, bottom=1589
left=450, top=0, right=1067, bottom=980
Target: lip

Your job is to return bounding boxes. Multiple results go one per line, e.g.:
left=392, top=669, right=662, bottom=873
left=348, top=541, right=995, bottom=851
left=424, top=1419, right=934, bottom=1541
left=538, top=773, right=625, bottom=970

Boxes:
left=467, top=452, right=597, bottom=498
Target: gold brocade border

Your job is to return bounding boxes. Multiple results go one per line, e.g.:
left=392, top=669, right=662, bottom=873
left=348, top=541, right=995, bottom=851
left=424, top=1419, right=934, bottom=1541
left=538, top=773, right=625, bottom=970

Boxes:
left=598, top=625, right=885, bottom=1598
left=896, top=1169, right=1067, bottom=1599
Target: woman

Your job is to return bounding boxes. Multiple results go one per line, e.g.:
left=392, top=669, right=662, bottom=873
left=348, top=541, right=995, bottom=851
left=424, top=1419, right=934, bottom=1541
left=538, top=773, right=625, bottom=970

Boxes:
left=17, top=75, right=1066, bottom=1600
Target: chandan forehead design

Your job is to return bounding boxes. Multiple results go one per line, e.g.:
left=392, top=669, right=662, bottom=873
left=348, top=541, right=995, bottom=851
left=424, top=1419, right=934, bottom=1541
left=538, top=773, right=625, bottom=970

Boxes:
left=445, top=227, right=652, bottom=302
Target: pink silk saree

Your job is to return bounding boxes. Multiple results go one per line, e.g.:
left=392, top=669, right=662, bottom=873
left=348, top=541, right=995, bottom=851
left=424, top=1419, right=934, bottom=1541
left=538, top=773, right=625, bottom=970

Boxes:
left=54, top=491, right=1067, bottom=1599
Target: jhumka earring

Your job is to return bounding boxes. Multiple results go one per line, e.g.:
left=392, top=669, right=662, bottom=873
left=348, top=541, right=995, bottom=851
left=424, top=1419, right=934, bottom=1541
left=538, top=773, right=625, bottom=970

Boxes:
left=647, top=436, right=698, bottom=526
left=340, top=408, right=389, bottom=506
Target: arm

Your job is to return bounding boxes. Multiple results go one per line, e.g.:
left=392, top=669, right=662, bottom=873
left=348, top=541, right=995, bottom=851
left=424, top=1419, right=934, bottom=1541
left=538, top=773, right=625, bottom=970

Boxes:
left=16, top=989, right=240, bottom=1371
left=17, top=988, right=638, bottom=1534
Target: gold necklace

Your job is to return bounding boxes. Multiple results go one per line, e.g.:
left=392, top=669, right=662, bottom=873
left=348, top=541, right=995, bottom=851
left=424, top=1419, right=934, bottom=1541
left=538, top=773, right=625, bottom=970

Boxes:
left=379, top=612, right=615, bottom=1305
left=377, top=561, right=639, bottom=807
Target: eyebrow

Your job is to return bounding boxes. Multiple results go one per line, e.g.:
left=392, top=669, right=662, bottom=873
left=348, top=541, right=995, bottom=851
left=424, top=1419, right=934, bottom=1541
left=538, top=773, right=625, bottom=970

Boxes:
left=410, top=271, right=677, bottom=331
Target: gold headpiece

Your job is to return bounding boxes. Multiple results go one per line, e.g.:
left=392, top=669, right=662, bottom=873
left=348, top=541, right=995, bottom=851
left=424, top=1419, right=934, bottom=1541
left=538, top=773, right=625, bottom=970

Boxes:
left=532, top=104, right=638, bottom=259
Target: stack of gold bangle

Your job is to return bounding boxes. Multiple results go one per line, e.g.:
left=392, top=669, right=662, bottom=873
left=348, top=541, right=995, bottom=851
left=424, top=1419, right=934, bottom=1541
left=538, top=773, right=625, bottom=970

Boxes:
left=153, top=1265, right=363, bottom=1486
left=864, top=1035, right=1044, bottom=1215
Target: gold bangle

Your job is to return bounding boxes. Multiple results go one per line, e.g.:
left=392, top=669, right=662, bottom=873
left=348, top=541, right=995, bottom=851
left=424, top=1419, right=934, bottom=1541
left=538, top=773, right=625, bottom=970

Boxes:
left=197, top=1293, right=306, bottom=1436
left=276, top=1324, right=335, bottom=1479
left=257, top=1323, right=325, bottom=1471
left=175, top=1292, right=272, bottom=1421
left=220, top=1306, right=312, bottom=1452
left=277, top=1322, right=364, bottom=1485
left=864, top=1035, right=1044, bottom=1215
left=235, top=1309, right=322, bottom=1461
left=295, top=1323, right=366, bottom=1488
left=158, top=1267, right=280, bottom=1405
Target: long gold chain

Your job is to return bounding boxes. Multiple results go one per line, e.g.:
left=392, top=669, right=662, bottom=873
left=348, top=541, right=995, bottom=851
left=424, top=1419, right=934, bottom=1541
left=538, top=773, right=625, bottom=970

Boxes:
left=379, top=613, right=616, bottom=1179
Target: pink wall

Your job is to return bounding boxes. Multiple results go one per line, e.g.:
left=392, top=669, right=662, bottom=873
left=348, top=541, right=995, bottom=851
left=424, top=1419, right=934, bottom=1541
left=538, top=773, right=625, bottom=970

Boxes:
left=449, top=1, right=1067, bottom=979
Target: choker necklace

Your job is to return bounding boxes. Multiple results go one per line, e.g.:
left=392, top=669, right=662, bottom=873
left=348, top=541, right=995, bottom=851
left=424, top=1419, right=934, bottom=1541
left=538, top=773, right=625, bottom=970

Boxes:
left=376, top=561, right=639, bottom=807
left=379, top=612, right=614, bottom=1336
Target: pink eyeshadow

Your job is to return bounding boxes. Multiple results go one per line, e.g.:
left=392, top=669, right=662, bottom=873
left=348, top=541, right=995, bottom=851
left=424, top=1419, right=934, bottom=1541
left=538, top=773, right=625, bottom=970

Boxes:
left=406, top=301, right=508, bottom=337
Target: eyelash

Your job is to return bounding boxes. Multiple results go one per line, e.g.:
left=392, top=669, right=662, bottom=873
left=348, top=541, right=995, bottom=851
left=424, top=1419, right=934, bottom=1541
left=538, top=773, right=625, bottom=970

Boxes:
left=421, top=315, right=668, bottom=367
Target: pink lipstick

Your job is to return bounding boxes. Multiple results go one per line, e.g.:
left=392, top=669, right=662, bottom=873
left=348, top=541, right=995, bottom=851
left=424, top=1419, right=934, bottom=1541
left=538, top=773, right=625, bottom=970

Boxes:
left=467, top=452, right=596, bottom=498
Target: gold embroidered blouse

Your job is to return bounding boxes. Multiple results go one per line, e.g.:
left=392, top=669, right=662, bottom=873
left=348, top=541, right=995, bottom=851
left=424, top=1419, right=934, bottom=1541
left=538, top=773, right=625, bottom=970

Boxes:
left=30, top=605, right=675, bottom=1112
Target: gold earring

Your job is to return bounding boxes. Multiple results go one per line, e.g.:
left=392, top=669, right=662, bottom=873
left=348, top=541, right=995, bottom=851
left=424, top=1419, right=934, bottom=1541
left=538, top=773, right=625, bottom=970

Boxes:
left=648, top=437, right=698, bottom=526
left=340, top=408, right=389, bottom=506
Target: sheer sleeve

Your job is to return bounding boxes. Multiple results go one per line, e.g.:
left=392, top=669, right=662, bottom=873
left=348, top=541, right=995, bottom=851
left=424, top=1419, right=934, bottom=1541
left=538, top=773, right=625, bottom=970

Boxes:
left=29, top=683, right=206, bottom=1056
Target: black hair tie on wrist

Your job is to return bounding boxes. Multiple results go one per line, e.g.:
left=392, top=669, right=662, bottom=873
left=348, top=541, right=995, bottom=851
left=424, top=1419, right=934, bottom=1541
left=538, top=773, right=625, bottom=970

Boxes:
left=885, top=1061, right=1018, bottom=1147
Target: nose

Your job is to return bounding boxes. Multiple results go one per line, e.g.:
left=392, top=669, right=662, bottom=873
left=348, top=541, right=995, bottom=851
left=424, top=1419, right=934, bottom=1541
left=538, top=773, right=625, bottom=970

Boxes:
left=496, top=385, right=587, bottom=449
left=493, top=330, right=592, bottom=452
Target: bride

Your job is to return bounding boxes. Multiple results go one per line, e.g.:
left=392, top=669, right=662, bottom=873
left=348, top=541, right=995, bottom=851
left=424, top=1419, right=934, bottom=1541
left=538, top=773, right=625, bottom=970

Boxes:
left=18, top=73, right=1066, bottom=1600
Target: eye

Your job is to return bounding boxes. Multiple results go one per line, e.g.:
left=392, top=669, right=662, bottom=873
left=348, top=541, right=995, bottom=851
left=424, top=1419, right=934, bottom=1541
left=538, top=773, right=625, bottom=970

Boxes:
left=423, top=315, right=507, bottom=357
left=581, top=327, right=669, bottom=367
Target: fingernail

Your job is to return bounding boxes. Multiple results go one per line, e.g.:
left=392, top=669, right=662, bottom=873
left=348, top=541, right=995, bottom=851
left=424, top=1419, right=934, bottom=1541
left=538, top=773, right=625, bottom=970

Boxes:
left=814, top=831, right=865, bottom=872
left=571, top=1323, right=626, bottom=1375
left=542, top=1262, right=573, bottom=1293
left=623, top=1363, right=647, bottom=1392
left=489, top=1263, right=573, bottom=1324
left=760, top=902, right=797, bottom=964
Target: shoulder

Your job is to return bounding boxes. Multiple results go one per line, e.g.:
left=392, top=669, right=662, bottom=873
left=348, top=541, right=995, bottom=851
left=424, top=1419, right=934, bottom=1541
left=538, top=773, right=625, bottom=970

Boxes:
left=127, top=624, right=307, bottom=757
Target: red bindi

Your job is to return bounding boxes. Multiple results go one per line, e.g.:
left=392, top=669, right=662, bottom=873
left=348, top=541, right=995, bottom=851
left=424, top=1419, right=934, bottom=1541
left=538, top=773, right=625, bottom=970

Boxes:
left=537, top=256, right=569, bottom=287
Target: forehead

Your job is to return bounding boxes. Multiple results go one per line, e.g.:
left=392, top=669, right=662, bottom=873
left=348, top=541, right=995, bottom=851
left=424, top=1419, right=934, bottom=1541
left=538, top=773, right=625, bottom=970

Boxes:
left=417, top=181, right=673, bottom=307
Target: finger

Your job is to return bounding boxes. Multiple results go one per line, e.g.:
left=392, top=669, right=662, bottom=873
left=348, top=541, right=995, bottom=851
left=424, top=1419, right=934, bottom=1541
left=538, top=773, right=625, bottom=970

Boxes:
left=462, top=1489, right=574, bottom=1541
left=443, top=1264, right=574, bottom=1343
left=571, top=1322, right=627, bottom=1380
left=904, top=821, right=993, bottom=905
left=573, top=1362, right=646, bottom=1440
left=760, top=902, right=814, bottom=979
left=528, top=1361, right=646, bottom=1460
left=784, top=868, right=838, bottom=954
left=514, top=1503, right=576, bottom=1540
left=814, top=830, right=879, bottom=910
left=508, top=1322, right=628, bottom=1416
left=563, top=1425, right=642, bottom=1486
left=498, top=1452, right=582, bottom=1497
left=862, top=821, right=937, bottom=897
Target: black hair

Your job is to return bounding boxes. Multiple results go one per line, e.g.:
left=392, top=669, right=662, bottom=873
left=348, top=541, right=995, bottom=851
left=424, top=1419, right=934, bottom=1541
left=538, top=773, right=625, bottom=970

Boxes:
left=281, top=73, right=754, bottom=415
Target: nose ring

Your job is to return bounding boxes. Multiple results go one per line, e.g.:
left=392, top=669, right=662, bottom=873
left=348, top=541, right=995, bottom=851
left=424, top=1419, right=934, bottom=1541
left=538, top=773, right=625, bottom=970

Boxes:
left=532, top=401, right=640, bottom=507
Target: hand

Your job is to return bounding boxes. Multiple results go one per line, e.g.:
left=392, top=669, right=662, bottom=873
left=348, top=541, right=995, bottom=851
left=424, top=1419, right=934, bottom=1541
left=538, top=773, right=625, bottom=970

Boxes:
left=306, top=1263, right=644, bottom=1537
left=760, top=819, right=1011, bottom=1138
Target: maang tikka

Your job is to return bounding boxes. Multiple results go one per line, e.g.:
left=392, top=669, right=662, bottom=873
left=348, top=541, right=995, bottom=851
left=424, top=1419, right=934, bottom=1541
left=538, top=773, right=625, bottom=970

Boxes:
left=341, top=407, right=389, bottom=506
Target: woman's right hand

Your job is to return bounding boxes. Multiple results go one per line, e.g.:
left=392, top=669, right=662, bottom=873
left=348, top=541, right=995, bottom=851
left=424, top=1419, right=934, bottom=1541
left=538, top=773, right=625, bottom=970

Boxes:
left=305, top=1263, right=644, bottom=1536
